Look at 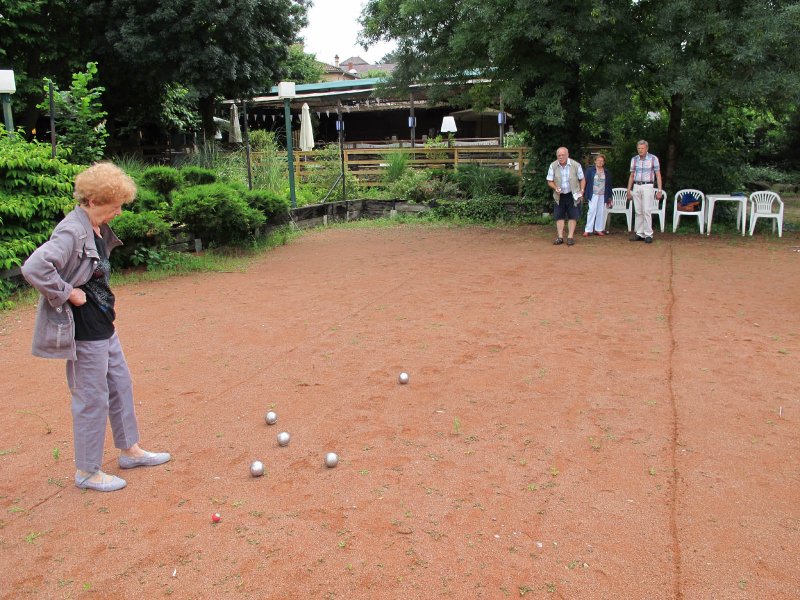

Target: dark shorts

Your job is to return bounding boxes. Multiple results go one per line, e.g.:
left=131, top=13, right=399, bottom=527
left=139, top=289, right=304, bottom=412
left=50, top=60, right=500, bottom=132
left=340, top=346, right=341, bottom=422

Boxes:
left=553, top=193, right=581, bottom=220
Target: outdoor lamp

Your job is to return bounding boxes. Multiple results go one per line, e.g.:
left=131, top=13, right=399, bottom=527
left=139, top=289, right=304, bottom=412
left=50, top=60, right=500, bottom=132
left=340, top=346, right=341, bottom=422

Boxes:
left=441, top=116, right=457, bottom=147
left=278, top=81, right=297, bottom=208
left=0, top=69, right=16, bottom=136
left=441, top=116, right=457, bottom=133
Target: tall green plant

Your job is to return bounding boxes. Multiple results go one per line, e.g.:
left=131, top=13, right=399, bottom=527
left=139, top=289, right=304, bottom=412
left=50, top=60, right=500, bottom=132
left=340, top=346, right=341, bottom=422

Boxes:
left=38, top=62, right=108, bottom=165
left=249, top=130, right=285, bottom=193
left=382, top=151, right=408, bottom=183
left=0, top=130, right=80, bottom=305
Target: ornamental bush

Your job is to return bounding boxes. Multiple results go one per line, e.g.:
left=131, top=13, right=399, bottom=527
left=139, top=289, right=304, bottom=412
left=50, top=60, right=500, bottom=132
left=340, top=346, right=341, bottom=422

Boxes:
left=171, top=183, right=265, bottom=245
left=0, top=131, right=82, bottom=305
left=140, top=166, right=183, bottom=197
left=454, top=164, right=520, bottom=198
left=0, top=131, right=81, bottom=272
left=109, top=210, right=173, bottom=267
left=180, top=166, right=217, bottom=186
left=244, top=189, right=290, bottom=223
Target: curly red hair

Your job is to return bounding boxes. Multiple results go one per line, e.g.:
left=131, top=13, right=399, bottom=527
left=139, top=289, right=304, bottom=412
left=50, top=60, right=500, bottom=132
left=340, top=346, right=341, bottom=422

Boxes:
left=73, top=162, right=137, bottom=206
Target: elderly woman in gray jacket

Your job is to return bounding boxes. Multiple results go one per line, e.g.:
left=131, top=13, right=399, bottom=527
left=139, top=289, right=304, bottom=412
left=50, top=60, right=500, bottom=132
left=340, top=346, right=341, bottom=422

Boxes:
left=22, top=162, right=170, bottom=492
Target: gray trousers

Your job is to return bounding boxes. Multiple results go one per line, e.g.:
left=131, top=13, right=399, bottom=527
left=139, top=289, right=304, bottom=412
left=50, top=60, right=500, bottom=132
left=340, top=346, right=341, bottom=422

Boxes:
left=66, top=332, right=140, bottom=472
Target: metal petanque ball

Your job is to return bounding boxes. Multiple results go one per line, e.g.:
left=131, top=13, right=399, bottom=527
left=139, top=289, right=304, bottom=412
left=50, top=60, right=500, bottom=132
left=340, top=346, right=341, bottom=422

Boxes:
left=277, top=431, right=291, bottom=447
left=250, top=460, right=265, bottom=477
left=264, top=411, right=277, bottom=425
left=398, top=372, right=409, bottom=384
left=325, top=452, right=339, bottom=468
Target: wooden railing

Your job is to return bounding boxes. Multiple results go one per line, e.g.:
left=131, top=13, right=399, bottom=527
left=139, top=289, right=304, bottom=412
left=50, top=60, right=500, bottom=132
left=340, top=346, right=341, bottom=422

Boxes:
left=252, top=147, right=528, bottom=187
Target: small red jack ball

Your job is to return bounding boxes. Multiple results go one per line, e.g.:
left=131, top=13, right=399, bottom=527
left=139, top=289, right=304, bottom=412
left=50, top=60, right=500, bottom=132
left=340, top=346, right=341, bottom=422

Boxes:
left=212, top=512, right=221, bottom=523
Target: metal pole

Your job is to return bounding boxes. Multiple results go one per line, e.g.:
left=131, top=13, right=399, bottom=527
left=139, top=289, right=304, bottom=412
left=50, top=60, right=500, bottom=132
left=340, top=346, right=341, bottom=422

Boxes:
left=49, top=81, right=56, bottom=157
left=242, top=100, right=252, bottom=190
left=1, top=94, right=13, bottom=138
left=337, top=101, right=346, bottom=201
left=284, top=98, right=296, bottom=208
left=498, top=95, right=505, bottom=147
left=409, top=94, right=416, bottom=149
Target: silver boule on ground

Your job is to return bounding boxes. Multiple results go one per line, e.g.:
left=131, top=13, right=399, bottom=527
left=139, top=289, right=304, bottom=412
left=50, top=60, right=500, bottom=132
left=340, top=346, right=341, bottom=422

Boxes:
left=325, top=452, right=339, bottom=468
left=277, top=431, right=291, bottom=446
left=250, top=460, right=265, bottom=477
left=398, top=372, right=409, bottom=384
left=264, top=411, right=277, bottom=425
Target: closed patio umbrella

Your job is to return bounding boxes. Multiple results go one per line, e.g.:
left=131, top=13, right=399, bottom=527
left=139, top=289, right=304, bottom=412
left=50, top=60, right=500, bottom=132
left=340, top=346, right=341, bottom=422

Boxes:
left=230, top=103, right=242, bottom=143
left=299, top=103, right=315, bottom=151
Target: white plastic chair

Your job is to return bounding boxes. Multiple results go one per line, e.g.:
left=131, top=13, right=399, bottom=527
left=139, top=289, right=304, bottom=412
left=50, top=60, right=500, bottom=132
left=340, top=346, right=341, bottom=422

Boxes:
left=748, top=191, right=783, bottom=237
left=673, top=189, right=705, bottom=233
left=605, top=187, right=632, bottom=231
left=648, top=188, right=667, bottom=232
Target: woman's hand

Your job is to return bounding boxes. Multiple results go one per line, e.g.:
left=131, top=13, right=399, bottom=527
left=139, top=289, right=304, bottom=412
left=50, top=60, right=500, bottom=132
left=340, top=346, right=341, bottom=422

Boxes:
left=68, top=288, right=87, bottom=306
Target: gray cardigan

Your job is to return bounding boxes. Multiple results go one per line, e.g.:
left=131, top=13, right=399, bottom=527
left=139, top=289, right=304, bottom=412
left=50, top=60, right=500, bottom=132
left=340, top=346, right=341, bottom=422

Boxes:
left=21, top=206, right=122, bottom=359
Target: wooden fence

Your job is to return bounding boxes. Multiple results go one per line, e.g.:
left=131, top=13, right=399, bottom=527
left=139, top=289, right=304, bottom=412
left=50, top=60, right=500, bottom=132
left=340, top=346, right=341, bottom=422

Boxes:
left=252, top=146, right=528, bottom=187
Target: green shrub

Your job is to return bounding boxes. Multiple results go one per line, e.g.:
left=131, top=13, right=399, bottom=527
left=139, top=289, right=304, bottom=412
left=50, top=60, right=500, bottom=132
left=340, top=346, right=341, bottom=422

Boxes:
left=390, top=169, right=433, bottom=202
left=455, top=164, right=520, bottom=198
left=180, top=166, right=217, bottom=186
left=390, top=169, right=460, bottom=202
left=244, top=189, right=290, bottom=222
left=141, top=166, right=183, bottom=196
left=0, top=131, right=80, bottom=274
left=428, top=196, right=541, bottom=223
left=109, top=210, right=173, bottom=267
left=130, top=188, right=165, bottom=212
left=171, top=183, right=265, bottom=245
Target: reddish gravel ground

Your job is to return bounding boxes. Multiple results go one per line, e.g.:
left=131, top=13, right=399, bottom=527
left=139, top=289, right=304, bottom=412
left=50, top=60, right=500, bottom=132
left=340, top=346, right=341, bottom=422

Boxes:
left=1, top=224, right=798, bottom=599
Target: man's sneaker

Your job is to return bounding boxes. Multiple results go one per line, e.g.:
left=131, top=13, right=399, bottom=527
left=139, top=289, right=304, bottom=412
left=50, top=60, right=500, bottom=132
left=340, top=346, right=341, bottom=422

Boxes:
left=645, top=236, right=653, bottom=244
left=629, top=234, right=645, bottom=242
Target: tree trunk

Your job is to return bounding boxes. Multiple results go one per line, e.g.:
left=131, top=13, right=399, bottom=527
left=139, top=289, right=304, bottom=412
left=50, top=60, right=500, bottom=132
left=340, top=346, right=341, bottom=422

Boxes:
left=198, top=95, right=217, bottom=142
left=664, top=92, right=683, bottom=193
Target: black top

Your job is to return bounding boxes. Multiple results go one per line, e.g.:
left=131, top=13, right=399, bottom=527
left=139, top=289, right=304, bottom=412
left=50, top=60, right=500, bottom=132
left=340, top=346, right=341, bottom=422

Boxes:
left=73, top=234, right=116, bottom=341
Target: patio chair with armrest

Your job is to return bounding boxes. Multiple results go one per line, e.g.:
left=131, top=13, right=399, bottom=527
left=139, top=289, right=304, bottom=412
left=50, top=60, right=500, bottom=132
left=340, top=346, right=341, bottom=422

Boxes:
left=673, top=189, right=706, bottom=233
left=649, top=188, right=667, bottom=232
left=748, top=191, right=784, bottom=237
left=605, top=187, right=632, bottom=232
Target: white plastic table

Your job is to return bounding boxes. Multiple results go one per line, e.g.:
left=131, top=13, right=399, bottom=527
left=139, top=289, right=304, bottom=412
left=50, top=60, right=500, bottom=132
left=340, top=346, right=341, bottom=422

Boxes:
left=706, top=194, right=747, bottom=235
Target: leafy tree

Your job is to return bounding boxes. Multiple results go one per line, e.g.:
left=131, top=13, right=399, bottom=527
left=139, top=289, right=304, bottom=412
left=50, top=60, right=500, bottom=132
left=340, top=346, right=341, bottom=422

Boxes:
left=360, top=0, right=629, bottom=193
left=0, top=0, right=91, bottom=134
left=361, top=0, right=800, bottom=192
left=285, top=45, right=325, bottom=84
left=628, top=0, right=800, bottom=190
left=85, top=0, right=309, bottom=139
left=37, top=62, right=108, bottom=164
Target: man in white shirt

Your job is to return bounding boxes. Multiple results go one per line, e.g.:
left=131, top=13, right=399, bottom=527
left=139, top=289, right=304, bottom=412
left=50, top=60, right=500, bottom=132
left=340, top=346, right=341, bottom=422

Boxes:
left=546, top=147, right=585, bottom=246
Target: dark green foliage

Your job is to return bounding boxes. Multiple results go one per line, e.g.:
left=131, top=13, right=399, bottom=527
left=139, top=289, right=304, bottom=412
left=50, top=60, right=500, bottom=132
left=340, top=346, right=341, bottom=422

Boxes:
left=390, top=169, right=460, bottom=203
left=109, top=210, right=173, bottom=267
left=110, top=210, right=172, bottom=246
left=86, top=0, right=309, bottom=137
left=521, top=159, right=552, bottom=216
left=141, top=166, right=183, bottom=197
left=0, top=132, right=80, bottom=273
left=38, top=62, right=108, bottom=165
left=428, top=196, right=541, bottom=222
left=454, top=164, right=520, bottom=198
left=244, top=190, right=290, bottom=222
left=130, top=188, right=165, bottom=213
left=171, top=183, right=265, bottom=245
left=180, top=166, right=217, bottom=186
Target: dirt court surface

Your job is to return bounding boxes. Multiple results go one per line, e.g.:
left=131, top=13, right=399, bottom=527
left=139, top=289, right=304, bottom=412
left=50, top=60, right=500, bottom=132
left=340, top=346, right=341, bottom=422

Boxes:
left=1, top=225, right=799, bottom=599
